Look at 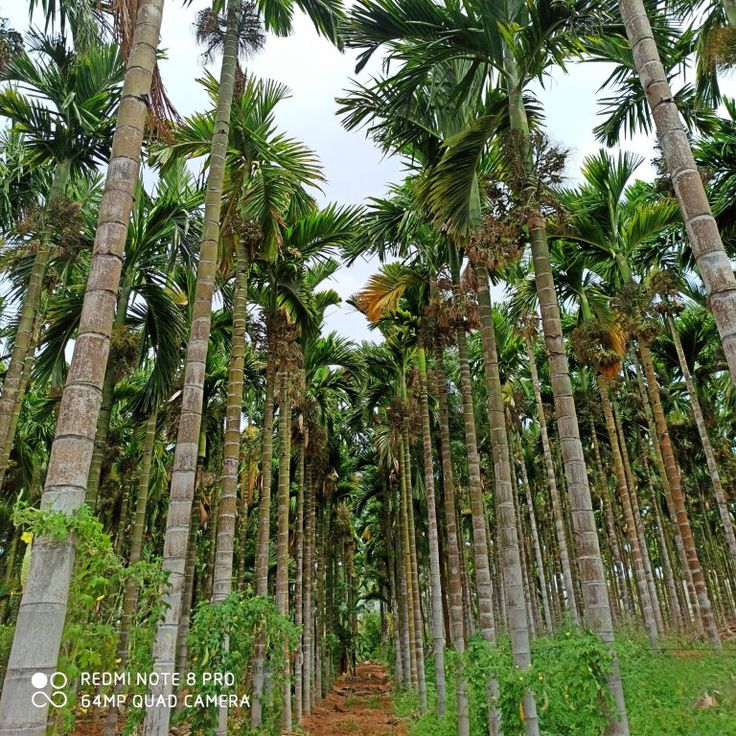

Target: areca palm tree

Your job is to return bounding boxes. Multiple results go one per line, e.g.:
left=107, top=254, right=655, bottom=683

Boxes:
left=82, top=163, right=201, bottom=509
left=0, top=2, right=164, bottom=728
left=348, top=186, right=475, bottom=731
left=342, top=7, right=629, bottom=729
left=154, top=70, right=326, bottom=732
left=144, top=0, right=345, bottom=725
left=0, top=35, right=123, bottom=493
left=654, top=282, right=736, bottom=583
left=618, top=0, right=736, bottom=389
left=554, top=149, right=721, bottom=647
left=247, top=206, right=361, bottom=728
left=299, top=331, right=363, bottom=712
left=357, top=265, right=452, bottom=717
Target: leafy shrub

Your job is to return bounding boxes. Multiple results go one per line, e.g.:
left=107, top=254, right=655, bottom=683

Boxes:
left=185, top=591, right=298, bottom=735
left=13, top=504, right=167, bottom=735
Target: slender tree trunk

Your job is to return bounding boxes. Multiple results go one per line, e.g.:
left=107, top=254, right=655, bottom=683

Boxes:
left=524, top=335, right=580, bottom=624
left=104, top=407, right=158, bottom=736
left=667, top=312, right=736, bottom=569
left=606, top=487, right=631, bottom=619
left=395, top=477, right=413, bottom=686
left=476, top=265, right=538, bottom=733
left=381, top=476, right=404, bottom=685
left=389, top=542, right=404, bottom=685
left=86, top=281, right=133, bottom=508
left=417, top=348, right=446, bottom=717
left=433, top=345, right=470, bottom=736
left=142, top=3, right=241, bottom=732
left=0, top=159, right=71, bottom=494
left=639, top=342, right=721, bottom=648
left=514, top=428, right=552, bottom=632
left=236, top=425, right=254, bottom=590
left=302, top=459, right=314, bottom=712
left=517, top=492, right=538, bottom=638
left=525, top=217, right=629, bottom=734
left=614, top=403, right=664, bottom=634
left=315, top=502, right=324, bottom=701
left=251, top=369, right=276, bottom=725
left=635, top=362, right=701, bottom=631
left=0, top=308, right=44, bottom=493
left=455, top=324, right=501, bottom=736
left=650, top=470, right=682, bottom=630
left=176, top=463, right=204, bottom=677
left=294, top=426, right=305, bottom=724
left=619, top=0, right=736, bottom=384
left=505, top=49, right=628, bottom=728
left=596, top=373, right=659, bottom=648
left=0, top=4, right=163, bottom=728
left=401, top=429, right=427, bottom=709
left=275, top=372, right=293, bottom=732
left=398, top=443, right=418, bottom=687
left=211, top=241, right=248, bottom=734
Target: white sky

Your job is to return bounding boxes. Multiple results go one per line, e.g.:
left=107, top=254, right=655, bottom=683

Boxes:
left=5, top=2, right=733, bottom=342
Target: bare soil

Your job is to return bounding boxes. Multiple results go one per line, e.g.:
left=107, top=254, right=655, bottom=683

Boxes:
left=301, top=662, right=406, bottom=736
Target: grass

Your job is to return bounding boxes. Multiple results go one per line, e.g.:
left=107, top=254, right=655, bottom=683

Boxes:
left=618, top=636, right=736, bottom=736
left=392, top=634, right=736, bottom=736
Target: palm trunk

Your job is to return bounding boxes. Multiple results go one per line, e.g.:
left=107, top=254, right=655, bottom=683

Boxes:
left=0, top=308, right=44, bottom=494
left=613, top=405, right=664, bottom=634
left=275, top=371, right=293, bottom=732
left=398, top=442, right=418, bottom=687
left=476, top=264, right=538, bottom=734
left=455, top=323, right=501, bottom=736
left=505, top=51, right=628, bottom=728
left=389, top=544, right=404, bottom=684
left=104, top=407, right=158, bottom=736
left=236, top=425, right=254, bottom=590
left=302, top=459, right=315, bottom=713
left=143, top=3, right=241, bottom=732
left=524, top=335, right=580, bottom=624
left=619, top=0, right=736, bottom=383
left=517, top=491, right=538, bottom=638
left=596, top=373, right=659, bottom=648
left=86, top=279, right=133, bottom=508
left=0, top=159, right=71, bottom=494
left=667, top=312, right=736, bottom=569
left=176, top=460, right=204, bottom=677
left=315, top=501, right=324, bottom=701
left=525, top=210, right=629, bottom=736
left=432, top=344, right=470, bottom=735
left=251, top=368, right=276, bottom=725
left=294, top=426, right=305, bottom=724
left=212, top=240, right=248, bottom=734
left=416, top=348, right=445, bottom=716
left=0, top=3, right=163, bottom=729
left=514, top=428, right=552, bottom=632
left=381, top=476, right=404, bottom=685
left=590, top=422, right=624, bottom=619
left=639, top=342, right=721, bottom=648
left=634, top=361, right=701, bottom=631
left=401, top=429, right=427, bottom=709
left=650, top=468, right=682, bottom=630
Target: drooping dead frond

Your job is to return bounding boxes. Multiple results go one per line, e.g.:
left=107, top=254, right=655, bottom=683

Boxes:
left=110, top=0, right=180, bottom=139
left=195, top=2, right=265, bottom=63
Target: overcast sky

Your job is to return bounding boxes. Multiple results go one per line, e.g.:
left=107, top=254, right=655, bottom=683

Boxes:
left=6, top=3, right=728, bottom=342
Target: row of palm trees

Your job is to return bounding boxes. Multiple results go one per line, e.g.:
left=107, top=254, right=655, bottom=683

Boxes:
left=0, top=1, right=735, bottom=736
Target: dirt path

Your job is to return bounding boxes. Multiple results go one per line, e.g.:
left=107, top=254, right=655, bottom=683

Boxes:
left=302, top=662, right=406, bottom=736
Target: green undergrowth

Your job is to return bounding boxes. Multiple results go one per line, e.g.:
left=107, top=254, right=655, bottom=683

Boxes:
left=393, top=631, right=736, bottom=736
